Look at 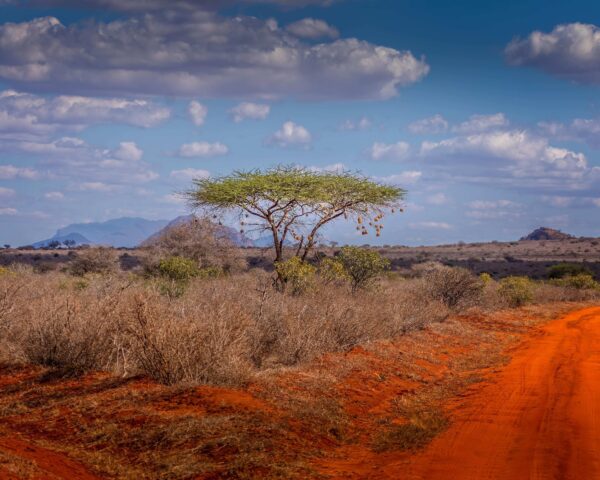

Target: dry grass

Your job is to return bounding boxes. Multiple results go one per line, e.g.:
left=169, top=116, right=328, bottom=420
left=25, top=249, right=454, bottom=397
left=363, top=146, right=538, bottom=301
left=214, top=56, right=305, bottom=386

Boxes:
left=0, top=263, right=598, bottom=387
left=0, top=268, right=452, bottom=386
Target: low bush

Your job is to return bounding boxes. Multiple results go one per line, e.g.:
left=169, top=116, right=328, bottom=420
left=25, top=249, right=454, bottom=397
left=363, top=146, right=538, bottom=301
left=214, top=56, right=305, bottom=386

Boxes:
left=157, top=256, right=200, bottom=281
left=547, top=263, right=592, bottom=279
left=551, top=273, right=599, bottom=290
left=421, top=264, right=483, bottom=311
left=479, top=272, right=493, bottom=285
left=335, top=246, right=390, bottom=291
left=68, top=247, right=118, bottom=276
left=498, top=276, right=534, bottom=307
left=274, top=257, right=316, bottom=294
left=318, top=257, right=350, bottom=286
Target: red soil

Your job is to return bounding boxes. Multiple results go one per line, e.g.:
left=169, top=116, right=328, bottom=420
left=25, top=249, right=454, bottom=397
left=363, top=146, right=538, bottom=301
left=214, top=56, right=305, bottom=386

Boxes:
left=0, top=304, right=596, bottom=479
left=0, top=436, right=101, bottom=480
left=321, top=306, right=600, bottom=479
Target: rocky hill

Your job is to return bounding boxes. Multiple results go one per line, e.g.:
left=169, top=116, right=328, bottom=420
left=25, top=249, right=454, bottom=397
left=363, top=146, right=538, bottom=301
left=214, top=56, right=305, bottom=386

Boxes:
left=520, top=227, right=574, bottom=241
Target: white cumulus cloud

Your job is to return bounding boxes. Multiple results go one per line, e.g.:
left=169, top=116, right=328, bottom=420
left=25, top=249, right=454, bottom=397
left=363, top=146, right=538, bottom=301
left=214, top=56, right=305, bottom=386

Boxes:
left=229, top=102, right=270, bottom=122
left=0, top=90, right=170, bottom=138
left=377, top=171, right=422, bottom=185
left=266, top=121, right=312, bottom=148
left=286, top=18, right=339, bottom=39
left=188, top=100, right=208, bottom=127
left=0, top=13, right=429, bottom=100
left=339, top=117, right=371, bottom=131
left=453, top=113, right=509, bottom=133
left=0, top=164, right=41, bottom=180
left=368, top=141, right=410, bottom=161
left=408, top=114, right=448, bottom=134
left=178, top=141, right=229, bottom=157
left=44, top=191, right=64, bottom=200
left=505, top=23, right=600, bottom=84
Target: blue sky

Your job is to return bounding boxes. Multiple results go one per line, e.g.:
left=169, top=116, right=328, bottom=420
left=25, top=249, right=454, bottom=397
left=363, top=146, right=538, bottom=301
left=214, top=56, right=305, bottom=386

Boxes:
left=0, top=0, right=599, bottom=246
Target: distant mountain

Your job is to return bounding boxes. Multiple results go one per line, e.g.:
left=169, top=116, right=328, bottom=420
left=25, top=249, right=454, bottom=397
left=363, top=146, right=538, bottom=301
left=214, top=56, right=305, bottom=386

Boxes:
left=32, top=232, right=91, bottom=249
left=33, top=217, right=170, bottom=248
left=32, top=215, right=296, bottom=249
left=520, top=227, right=574, bottom=241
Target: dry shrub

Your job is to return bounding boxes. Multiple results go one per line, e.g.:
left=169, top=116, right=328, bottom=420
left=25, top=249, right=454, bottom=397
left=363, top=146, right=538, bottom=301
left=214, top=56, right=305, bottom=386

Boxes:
left=533, top=281, right=600, bottom=303
left=123, top=290, right=253, bottom=386
left=3, top=263, right=591, bottom=387
left=4, top=274, right=126, bottom=375
left=68, top=247, right=118, bottom=276
left=0, top=270, right=451, bottom=385
left=142, top=216, right=247, bottom=274
left=416, top=263, right=483, bottom=311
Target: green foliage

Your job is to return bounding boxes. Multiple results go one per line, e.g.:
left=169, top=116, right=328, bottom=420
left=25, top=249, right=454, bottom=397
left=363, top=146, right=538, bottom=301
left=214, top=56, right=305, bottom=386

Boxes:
left=157, top=256, right=200, bottom=281
left=551, top=273, right=599, bottom=290
left=547, top=263, right=592, bottom=279
left=274, top=257, right=316, bottom=294
left=336, top=246, right=390, bottom=291
left=318, top=257, right=350, bottom=285
left=187, top=166, right=405, bottom=263
left=189, top=166, right=403, bottom=210
left=498, top=276, right=534, bottom=307
left=479, top=272, right=493, bottom=285
left=0, top=266, right=10, bottom=276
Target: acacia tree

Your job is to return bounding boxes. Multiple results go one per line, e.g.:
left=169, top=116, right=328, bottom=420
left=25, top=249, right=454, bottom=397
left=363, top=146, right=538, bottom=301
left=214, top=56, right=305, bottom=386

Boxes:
left=186, top=166, right=405, bottom=264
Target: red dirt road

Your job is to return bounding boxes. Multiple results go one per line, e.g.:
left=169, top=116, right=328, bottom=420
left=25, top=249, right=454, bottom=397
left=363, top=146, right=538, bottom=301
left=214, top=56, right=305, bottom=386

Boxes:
left=373, top=306, right=600, bottom=479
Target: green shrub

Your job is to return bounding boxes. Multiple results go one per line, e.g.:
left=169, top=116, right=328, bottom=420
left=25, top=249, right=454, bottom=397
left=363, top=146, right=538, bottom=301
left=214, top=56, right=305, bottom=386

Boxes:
left=479, top=272, right=493, bottom=285
left=157, top=256, right=200, bottom=281
left=336, top=246, right=390, bottom=291
left=547, top=263, right=592, bottom=279
left=498, top=276, right=534, bottom=307
left=551, top=273, right=599, bottom=290
left=197, top=266, right=223, bottom=279
left=275, top=257, right=316, bottom=294
left=318, top=257, right=350, bottom=285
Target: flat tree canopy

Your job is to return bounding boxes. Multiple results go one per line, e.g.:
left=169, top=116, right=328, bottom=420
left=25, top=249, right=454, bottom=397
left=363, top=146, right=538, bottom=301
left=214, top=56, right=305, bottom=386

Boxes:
left=187, top=166, right=405, bottom=262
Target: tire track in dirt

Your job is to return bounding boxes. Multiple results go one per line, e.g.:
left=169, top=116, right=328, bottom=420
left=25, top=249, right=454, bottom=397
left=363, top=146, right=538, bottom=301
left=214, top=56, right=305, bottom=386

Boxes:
left=375, top=306, right=600, bottom=479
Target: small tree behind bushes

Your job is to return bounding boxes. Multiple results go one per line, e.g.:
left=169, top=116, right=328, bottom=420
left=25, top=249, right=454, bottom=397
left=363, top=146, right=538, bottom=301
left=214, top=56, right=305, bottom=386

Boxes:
left=335, top=246, right=390, bottom=291
left=142, top=216, right=246, bottom=275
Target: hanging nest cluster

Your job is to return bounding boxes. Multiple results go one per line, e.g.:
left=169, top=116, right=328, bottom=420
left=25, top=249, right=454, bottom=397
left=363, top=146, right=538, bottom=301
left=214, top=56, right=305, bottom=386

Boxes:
left=354, top=210, right=392, bottom=237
